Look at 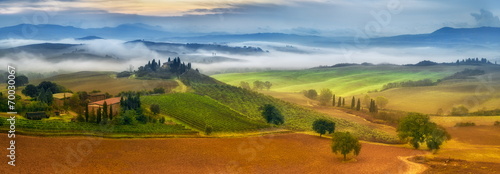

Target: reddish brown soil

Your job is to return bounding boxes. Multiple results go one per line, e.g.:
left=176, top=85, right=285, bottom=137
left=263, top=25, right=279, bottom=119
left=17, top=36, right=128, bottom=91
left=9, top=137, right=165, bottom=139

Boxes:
left=445, top=126, right=500, bottom=146
left=0, top=133, right=424, bottom=174
left=409, top=156, right=500, bottom=174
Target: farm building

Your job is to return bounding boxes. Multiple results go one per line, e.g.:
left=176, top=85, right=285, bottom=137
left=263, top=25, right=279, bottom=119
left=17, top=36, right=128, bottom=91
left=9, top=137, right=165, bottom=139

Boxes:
left=25, top=112, right=49, bottom=120
left=53, top=92, right=73, bottom=107
left=88, top=97, right=121, bottom=117
left=88, top=93, right=106, bottom=103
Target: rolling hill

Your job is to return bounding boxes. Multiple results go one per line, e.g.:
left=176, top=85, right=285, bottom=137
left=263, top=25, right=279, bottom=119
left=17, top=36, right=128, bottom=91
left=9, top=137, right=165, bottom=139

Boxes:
left=32, top=71, right=178, bottom=95
left=212, top=64, right=500, bottom=114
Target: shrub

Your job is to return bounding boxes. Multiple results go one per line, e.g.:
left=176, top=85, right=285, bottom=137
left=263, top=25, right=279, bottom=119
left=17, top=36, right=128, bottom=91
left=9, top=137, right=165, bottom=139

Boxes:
left=454, top=122, right=476, bottom=127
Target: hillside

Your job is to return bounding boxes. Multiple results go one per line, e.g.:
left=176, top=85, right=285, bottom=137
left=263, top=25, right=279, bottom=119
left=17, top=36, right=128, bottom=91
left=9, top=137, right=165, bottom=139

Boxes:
left=183, top=77, right=399, bottom=143
left=141, top=93, right=270, bottom=132
left=33, top=71, right=178, bottom=95
left=212, top=64, right=500, bottom=114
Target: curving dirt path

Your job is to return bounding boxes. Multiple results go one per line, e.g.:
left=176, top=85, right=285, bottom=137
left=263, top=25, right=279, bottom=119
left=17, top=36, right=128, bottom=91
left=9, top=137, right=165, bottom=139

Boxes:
left=398, top=156, right=428, bottom=174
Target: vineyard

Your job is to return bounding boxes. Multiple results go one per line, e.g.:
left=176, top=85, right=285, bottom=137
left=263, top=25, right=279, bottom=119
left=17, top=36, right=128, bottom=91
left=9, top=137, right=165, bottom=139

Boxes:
left=0, top=116, right=197, bottom=136
left=191, top=84, right=400, bottom=143
left=141, top=93, right=270, bottom=132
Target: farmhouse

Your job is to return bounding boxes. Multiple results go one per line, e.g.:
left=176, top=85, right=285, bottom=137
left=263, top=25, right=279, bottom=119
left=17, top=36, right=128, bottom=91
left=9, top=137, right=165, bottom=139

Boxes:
left=88, top=93, right=106, bottom=103
left=88, top=97, right=121, bottom=117
left=53, top=93, right=73, bottom=107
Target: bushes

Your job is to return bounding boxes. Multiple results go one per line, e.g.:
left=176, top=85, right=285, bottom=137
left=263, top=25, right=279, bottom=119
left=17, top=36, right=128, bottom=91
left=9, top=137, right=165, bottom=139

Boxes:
left=454, top=122, right=476, bottom=127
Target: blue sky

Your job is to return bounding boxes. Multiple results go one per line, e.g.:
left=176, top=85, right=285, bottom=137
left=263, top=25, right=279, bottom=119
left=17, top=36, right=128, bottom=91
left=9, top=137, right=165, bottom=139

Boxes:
left=1, top=0, right=500, bottom=36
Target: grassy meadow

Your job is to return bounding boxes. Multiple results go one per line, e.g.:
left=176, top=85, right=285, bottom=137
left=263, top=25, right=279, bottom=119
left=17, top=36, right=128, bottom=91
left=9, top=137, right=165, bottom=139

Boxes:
left=213, top=65, right=500, bottom=114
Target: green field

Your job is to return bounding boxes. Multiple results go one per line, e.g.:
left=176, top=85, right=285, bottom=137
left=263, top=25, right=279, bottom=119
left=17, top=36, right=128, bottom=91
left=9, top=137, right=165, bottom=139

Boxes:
left=0, top=114, right=197, bottom=137
left=190, top=83, right=399, bottom=143
left=141, top=93, right=270, bottom=132
left=213, top=65, right=500, bottom=114
left=212, top=65, right=476, bottom=95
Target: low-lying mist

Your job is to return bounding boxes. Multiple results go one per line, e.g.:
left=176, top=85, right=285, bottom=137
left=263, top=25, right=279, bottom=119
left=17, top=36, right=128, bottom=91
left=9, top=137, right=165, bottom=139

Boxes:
left=1, top=38, right=499, bottom=77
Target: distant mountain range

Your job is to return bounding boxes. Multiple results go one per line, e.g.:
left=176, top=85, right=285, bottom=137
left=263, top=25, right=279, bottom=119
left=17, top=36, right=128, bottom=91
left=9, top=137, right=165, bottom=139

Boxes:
left=0, top=23, right=170, bottom=40
left=0, top=23, right=499, bottom=48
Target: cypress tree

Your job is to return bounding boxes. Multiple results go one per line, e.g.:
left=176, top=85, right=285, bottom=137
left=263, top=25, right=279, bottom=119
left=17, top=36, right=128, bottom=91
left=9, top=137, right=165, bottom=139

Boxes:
left=342, top=98, right=345, bottom=106
left=337, top=97, right=341, bottom=107
left=102, top=101, right=108, bottom=123
left=109, top=104, right=113, bottom=120
left=356, top=99, right=361, bottom=111
left=97, top=107, right=102, bottom=124
left=332, top=94, right=336, bottom=107
left=85, top=103, right=89, bottom=122
left=351, top=97, right=355, bottom=109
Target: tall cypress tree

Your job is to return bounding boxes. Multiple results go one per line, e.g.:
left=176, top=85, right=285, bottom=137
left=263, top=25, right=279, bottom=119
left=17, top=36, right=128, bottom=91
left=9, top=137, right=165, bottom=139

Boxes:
left=351, top=97, right=355, bottom=109
left=342, top=98, right=345, bottom=106
left=97, top=107, right=102, bottom=124
left=109, top=104, right=113, bottom=120
left=337, top=97, right=341, bottom=107
left=356, top=99, right=361, bottom=111
left=332, top=94, right=336, bottom=106
left=85, top=104, right=89, bottom=122
left=102, top=101, right=108, bottom=123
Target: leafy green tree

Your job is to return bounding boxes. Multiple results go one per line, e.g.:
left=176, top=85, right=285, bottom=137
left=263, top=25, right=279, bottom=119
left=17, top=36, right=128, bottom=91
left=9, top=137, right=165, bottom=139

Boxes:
left=331, top=132, right=362, bottom=161
left=14, top=75, right=29, bottom=87
left=150, top=104, right=160, bottom=115
left=76, top=114, right=85, bottom=122
left=119, top=110, right=138, bottom=125
left=205, top=125, right=213, bottom=135
left=159, top=117, right=166, bottom=124
left=22, top=84, right=38, bottom=98
left=425, top=124, right=450, bottom=153
left=260, top=104, right=284, bottom=125
left=304, top=89, right=318, bottom=99
left=376, top=96, right=389, bottom=108
left=264, top=81, right=272, bottom=90
left=318, top=88, right=333, bottom=106
left=45, top=90, right=53, bottom=105
left=312, top=119, right=335, bottom=137
left=356, top=99, right=361, bottom=111
left=240, top=81, right=251, bottom=90
left=253, top=80, right=265, bottom=90
left=451, top=105, right=469, bottom=116
left=37, top=88, right=47, bottom=103
left=397, top=113, right=449, bottom=150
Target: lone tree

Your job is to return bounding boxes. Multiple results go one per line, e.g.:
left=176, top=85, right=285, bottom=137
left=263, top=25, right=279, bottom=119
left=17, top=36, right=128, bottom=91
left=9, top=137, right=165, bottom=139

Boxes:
left=312, top=119, right=336, bottom=137
left=376, top=96, right=389, bottom=109
left=397, top=112, right=450, bottom=151
left=264, top=81, right=272, bottom=90
left=318, top=88, right=333, bottom=106
left=260, top=104, right=284, bottom=125
left=150, top=104, right=160, bottom=115
left=331, top=132, right=362, bottom=161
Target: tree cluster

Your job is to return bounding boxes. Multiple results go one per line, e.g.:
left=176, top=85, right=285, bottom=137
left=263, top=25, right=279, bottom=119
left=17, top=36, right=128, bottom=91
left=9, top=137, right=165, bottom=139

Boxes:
left=381, top=79, right=435, bottom=91
left=135, top=57, right=192, bottom=79
left=252, top=80, right=272, bottom=90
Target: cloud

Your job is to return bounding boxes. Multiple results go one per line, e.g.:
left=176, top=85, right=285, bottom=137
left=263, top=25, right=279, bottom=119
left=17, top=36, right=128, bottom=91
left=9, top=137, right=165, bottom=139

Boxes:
left=470, top=9, right=500, bottom=27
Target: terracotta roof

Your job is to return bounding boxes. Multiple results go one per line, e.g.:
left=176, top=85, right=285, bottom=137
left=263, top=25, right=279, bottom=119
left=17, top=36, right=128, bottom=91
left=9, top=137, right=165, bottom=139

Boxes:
left=90, top=97, right=121, bottom=105
left=53, top=93, right=73, bottom=99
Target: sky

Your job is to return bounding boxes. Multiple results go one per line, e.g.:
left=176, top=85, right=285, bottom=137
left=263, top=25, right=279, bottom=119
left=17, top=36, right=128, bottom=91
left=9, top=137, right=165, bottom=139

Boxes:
left=1, top=0, right=500, bottom=36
